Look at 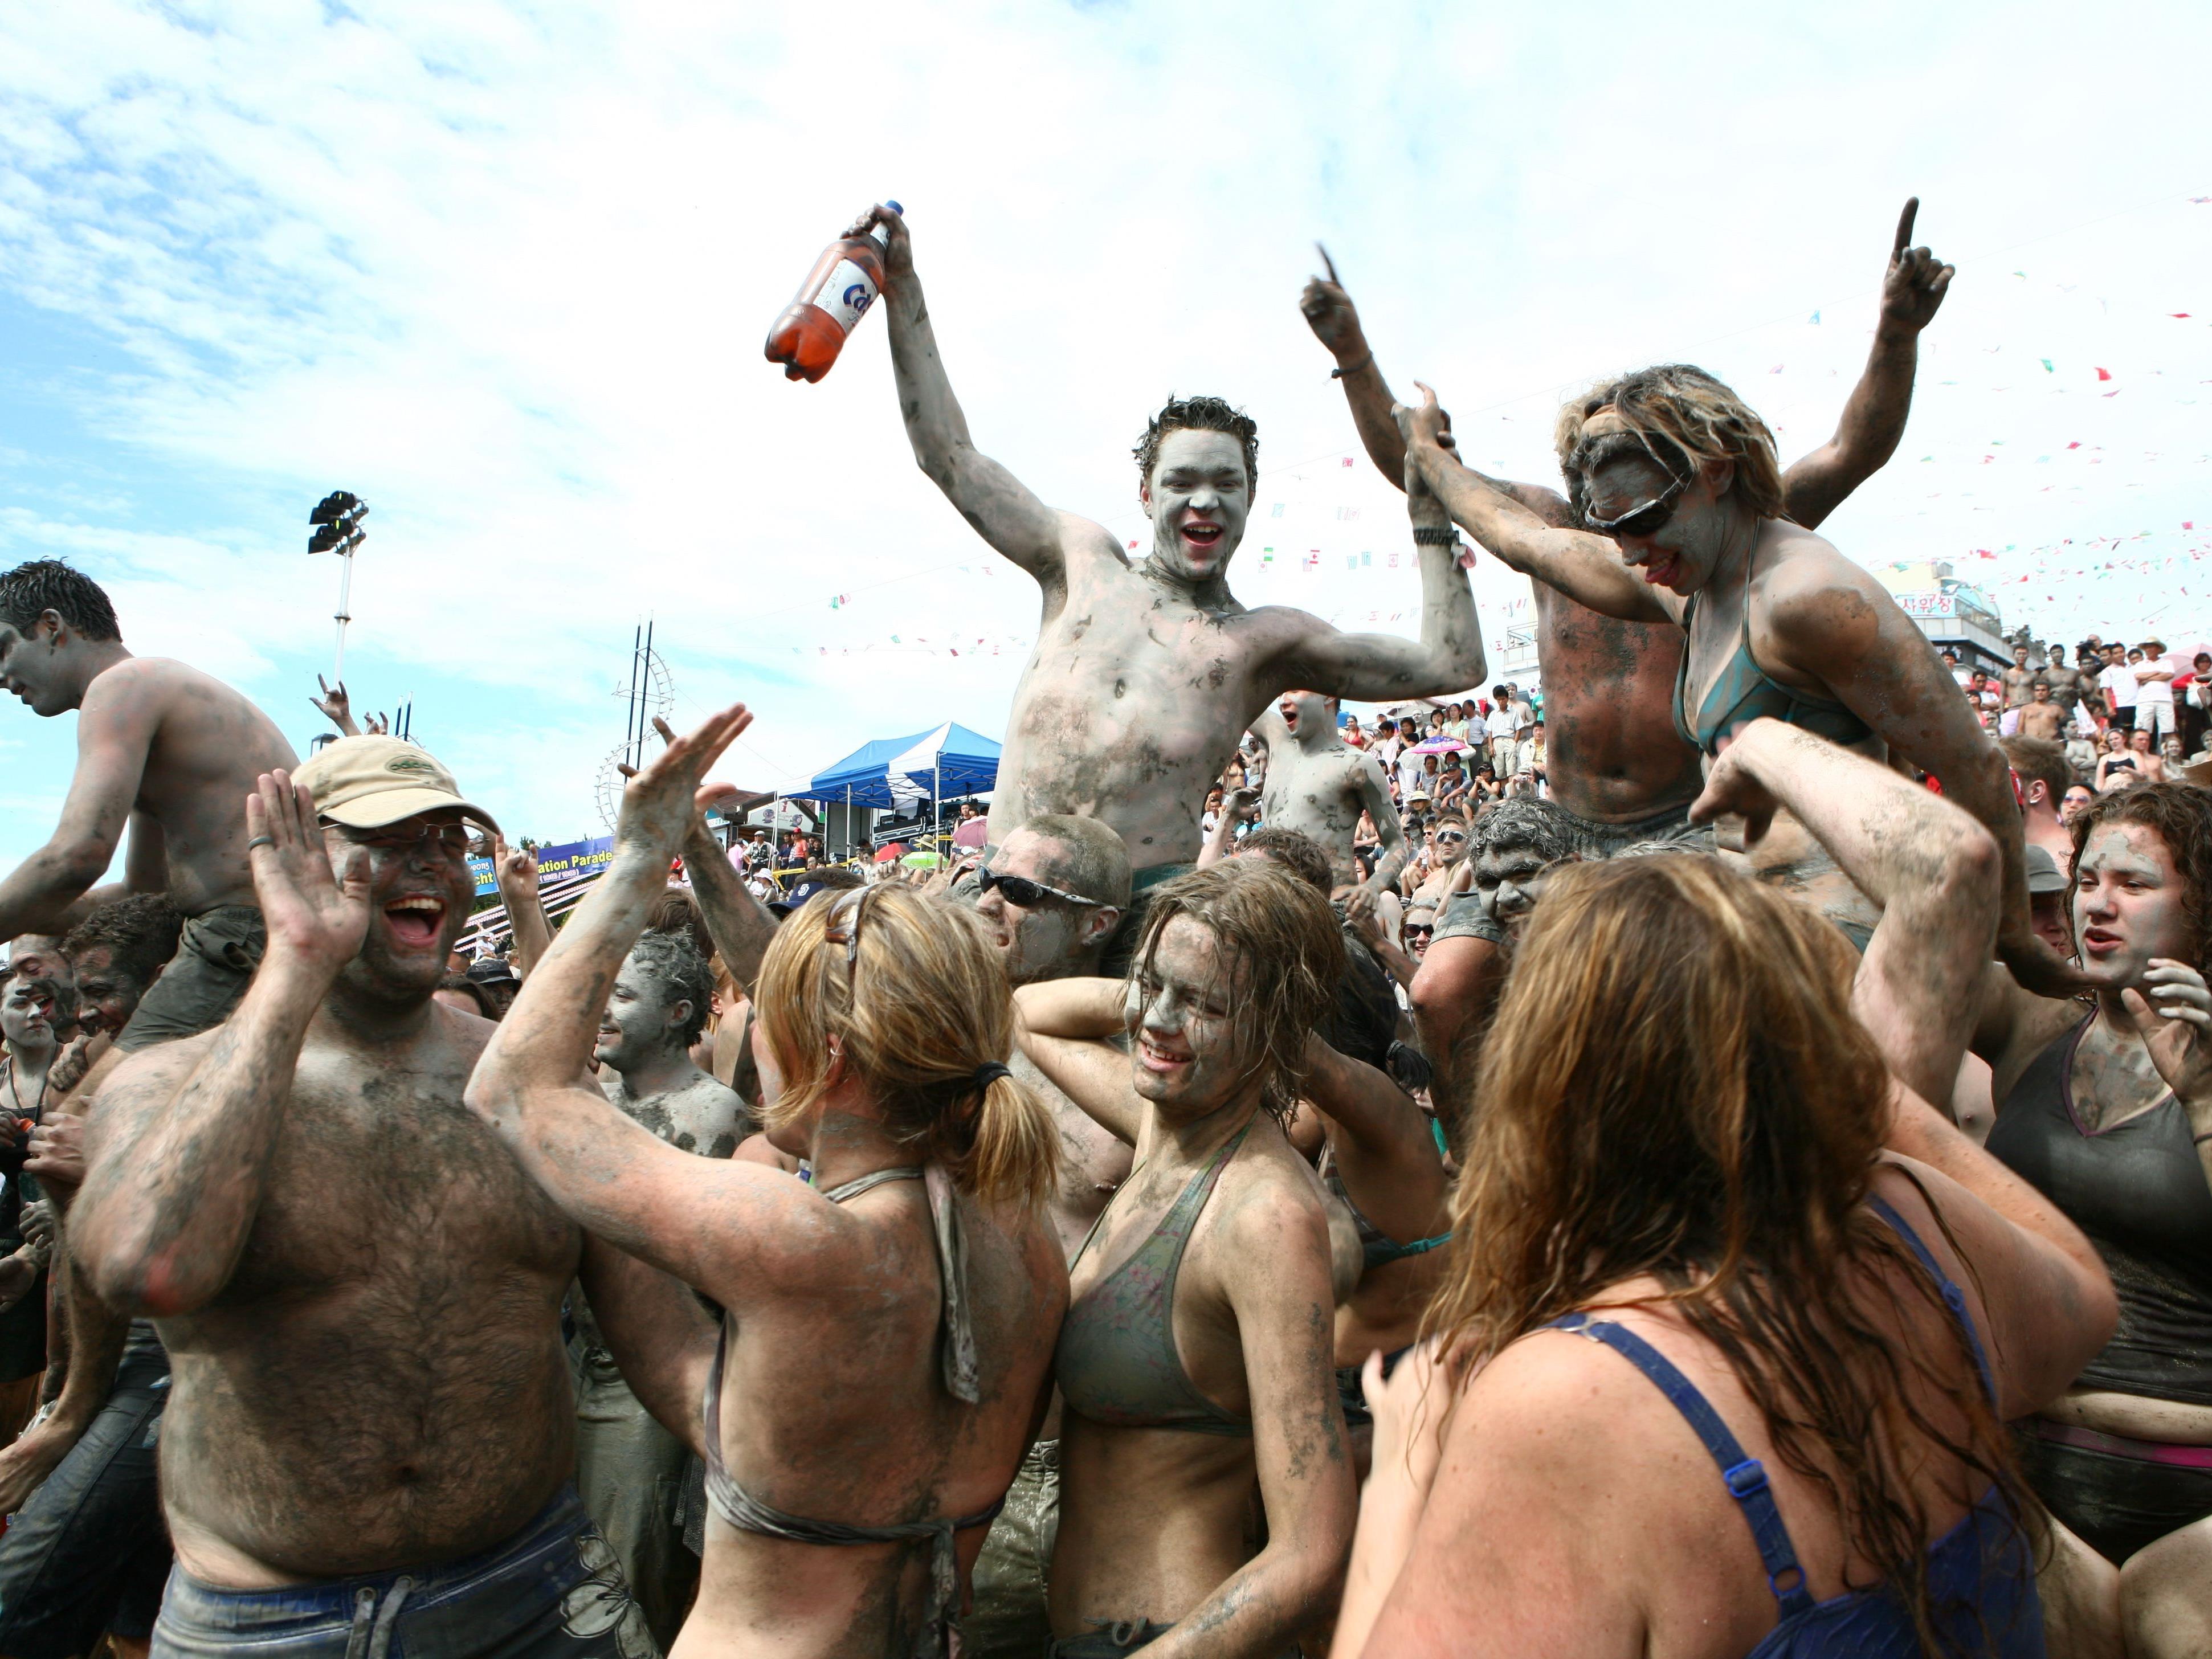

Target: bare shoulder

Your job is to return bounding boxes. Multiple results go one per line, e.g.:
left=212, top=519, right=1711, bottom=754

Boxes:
left=1447, top=1328, right=1662, bottom=1477
left=1056, top=512, right=1134, bottom=573
left=1210, top=1129, right=1333, bottom=1255
left=83, top=1027, right=223, bottom=1131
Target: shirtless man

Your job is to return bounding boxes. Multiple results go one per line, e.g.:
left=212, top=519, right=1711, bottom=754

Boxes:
left=2000, top=737, right=2076, bottom=876
left=2016, top=679, right=2068, bottom=742
left=866, top=204, right=1484, bottom=889
left=578, top=927, right=744, bottom=1649
left=2002, top=642, right=2043, bottom=711
left=68, top=737, right=656, bottom=1659
left=1300, top=198, right=1949, bottom=850
left=1251, top=690, right=1408, bottom=918
left=965, top=815, right=1134, bottom=1659
left=0, top=561, right=296, bottom=1052
left=1406, top=812, right=1470, bottom=912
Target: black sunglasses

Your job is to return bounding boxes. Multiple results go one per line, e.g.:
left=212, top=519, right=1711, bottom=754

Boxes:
left=978, top=868, right=1101, bottom=909
left=1584, top=472, right=1690, bottom=539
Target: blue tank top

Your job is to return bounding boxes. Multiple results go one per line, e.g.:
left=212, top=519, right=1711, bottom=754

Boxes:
left=1546, top=1196, right=2043, bottom=1658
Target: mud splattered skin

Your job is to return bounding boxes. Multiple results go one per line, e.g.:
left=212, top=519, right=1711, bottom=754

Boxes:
left=1253, top=703, right=1405, bottom=893
left=1533, top=588, right=1706, bottom=825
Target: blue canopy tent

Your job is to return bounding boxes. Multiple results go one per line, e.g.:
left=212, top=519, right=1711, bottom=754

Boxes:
left=802, top=721, right=1002, bottom=854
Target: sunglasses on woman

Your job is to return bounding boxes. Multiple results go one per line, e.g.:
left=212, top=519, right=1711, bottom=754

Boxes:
left=1584, top=472, right=1690, bottom=540
left=978, top=868, right=1101, bottom=909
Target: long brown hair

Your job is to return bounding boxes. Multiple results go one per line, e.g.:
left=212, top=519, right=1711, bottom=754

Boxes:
left=1428, top=856, right=2026, bottom=1654
left=1130, top=860, right=1343, bottom=1124
left=755, top=886, right=1058, bottom=1210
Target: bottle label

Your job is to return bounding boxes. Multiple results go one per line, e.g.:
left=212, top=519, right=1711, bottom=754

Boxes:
left=809, top=258, right=879, bottom=335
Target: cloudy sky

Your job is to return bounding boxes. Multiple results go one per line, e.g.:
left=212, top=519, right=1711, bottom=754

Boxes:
left=1, top=1, right=2206, bottom=872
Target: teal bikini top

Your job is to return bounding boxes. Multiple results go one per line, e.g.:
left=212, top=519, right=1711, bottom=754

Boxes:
left=1673, top=551, right=1874, bottom=755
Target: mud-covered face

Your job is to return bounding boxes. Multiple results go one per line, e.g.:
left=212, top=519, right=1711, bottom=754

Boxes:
left=0, top=619, right=76, bottom=718
left=68, top=944, right=150, bottom=1037
left=1586, top=455, right=1733, bottom=595
left=975, top=828, right=1100, bottom=987
left=2074, top=822, right=2194, bottom=987
left=1143, top=428, right=1251, bottom=583
left=1475, top=840, right=1569, bottom=938
left=595, top=950, right=689, bottom=1072
left=324, top=810, right=478, bottom=1000
left=1126, top=914, right=1254, bottom=1117
left=1278, top=689, right=1332, bottom=741
left=1, top=979, right=54, bottom=1051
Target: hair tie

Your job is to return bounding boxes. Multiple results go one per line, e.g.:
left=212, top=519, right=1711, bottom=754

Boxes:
left=970, top=1061, right=1011, bottom=1091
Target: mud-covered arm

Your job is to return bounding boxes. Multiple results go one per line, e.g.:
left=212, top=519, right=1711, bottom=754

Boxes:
left=1011, top=979, right=1143, bottom=1146
left=1761, top=563, right=2080, bottom=996
left=681, top=803, right=778, bottom=992
left=1198, top=787, right=1259, bottom=872
left=1691, top=720, right=2000, bottom=1109
left=1298, top=256, right=1574, bottom=523
left=466, top=706, right=886, bottom=1301
left=1780, top=200, right=1952, bottom=530
left=1358, top=755, right=1411, bottom=898
left=1303, top=1037, right=1447, bottom=1244
left=1150, top=1192, right=1354, bottom=1659
left=866, top=203, right=1114, bottom=587
left=490, top=836, right=552, bottom=980
left=0, top=673, right=158, bottom=939
left=71, top=773, right=361, bottom=1316
left=1399, top=390, right=1672, bottom=627
left=1275, top=460, right=1485, bottom=701
left=0, top=1245, right=128, bottom=1513
left=578, top=1234, right=716, bottom=1457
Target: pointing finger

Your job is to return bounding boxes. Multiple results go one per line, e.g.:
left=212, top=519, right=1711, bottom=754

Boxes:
left=1893, top=197, right=1919, bottom=255
left=1317, top=242, right=1341, bottom=287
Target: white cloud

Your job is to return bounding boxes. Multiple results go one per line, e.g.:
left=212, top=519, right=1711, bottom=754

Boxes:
left=0, top=0, right=2206, bottom=864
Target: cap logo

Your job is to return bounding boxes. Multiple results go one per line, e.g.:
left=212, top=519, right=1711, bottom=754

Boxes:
left=385, top=756, right=436, bottom=775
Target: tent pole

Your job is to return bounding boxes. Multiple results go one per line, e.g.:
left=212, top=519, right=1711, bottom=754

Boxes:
left=845, top=783, right=851, bottom=861
left=934, top=760, right=941, bottom=859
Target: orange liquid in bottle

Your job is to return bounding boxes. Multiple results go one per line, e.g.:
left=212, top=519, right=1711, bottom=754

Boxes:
left=764, top=201, right=903, bottom=383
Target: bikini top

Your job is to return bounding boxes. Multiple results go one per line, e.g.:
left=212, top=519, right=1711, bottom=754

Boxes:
left=1673, top=550, right=1875, bottom=755
left=1055, top=1119, right=1255, bottom=1436
left=1546, top=1196, right=2042, bottom=1658
left=700, top=1165, right=1001, bottom=1659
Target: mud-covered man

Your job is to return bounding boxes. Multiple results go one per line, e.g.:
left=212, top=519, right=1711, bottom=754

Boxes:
left=863, top=204, right=1485, bottom=893
left=1249, top=690, right=1409, bottom=922
left=966, top=815, right=1134, bottom=1659
left=0, top=561, right=296, bottom=1052
left=575, top=926, right=742, bottom=1649
left=69, top=737, right=658, bottom=1659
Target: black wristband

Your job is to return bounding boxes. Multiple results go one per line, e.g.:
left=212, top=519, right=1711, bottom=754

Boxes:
left=1412, top=526, right=1458, bottom=546
left=1331, top=353, right=1374, bottom=380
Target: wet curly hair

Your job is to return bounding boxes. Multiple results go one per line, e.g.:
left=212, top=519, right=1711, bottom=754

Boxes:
left=626, top=929, right=716, bottom=1048
left=1554, top=364, right=1787, bottom=530
left=1133, top=395, right=1259, bottom=495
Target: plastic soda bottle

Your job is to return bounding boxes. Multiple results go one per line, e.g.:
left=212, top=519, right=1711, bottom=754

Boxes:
left=764, top=201, right=903, bottom=383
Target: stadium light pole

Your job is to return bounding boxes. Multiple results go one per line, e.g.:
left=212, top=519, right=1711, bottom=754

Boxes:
left=308, top=491, right=369, bottom=683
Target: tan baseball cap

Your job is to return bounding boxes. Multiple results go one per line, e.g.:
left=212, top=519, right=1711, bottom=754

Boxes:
left=292, top=736, right=500, bottom=833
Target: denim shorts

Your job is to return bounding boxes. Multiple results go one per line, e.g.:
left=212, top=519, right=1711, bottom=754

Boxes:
left=0, top=1329, right=171, bottom=1657
left=151, top=1485, right=659, bottom=1659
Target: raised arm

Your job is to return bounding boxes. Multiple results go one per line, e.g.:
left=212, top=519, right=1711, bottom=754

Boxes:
left=0, top=674, right=160, bottom=939
left=489, top=834, right=552, bottom=979
left=865, top=204, right=1116, bottom=589
left=1197, top=786, right=1259, bottom=872
left=71, top=770, right=366, bottom=1315
left=1010, top=978, right=1145, bottom=1146
left=464, top=706, right=883, bottom=1301
left=681, top=790, right=779, bottom=991
left=1780, top=199, right=1952, bottom=530
left=1302, top=1036, right=1447, bottom=1245
left=309, top=673, right=362, bottom=738
left=1398, top=386, right=1673, bottom=627
left=1274, top=451, right=1486, bottom=702
left=1299, top=249, right=1574, bottom=523
left=1689, top=718, right=1999, bottom=1108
